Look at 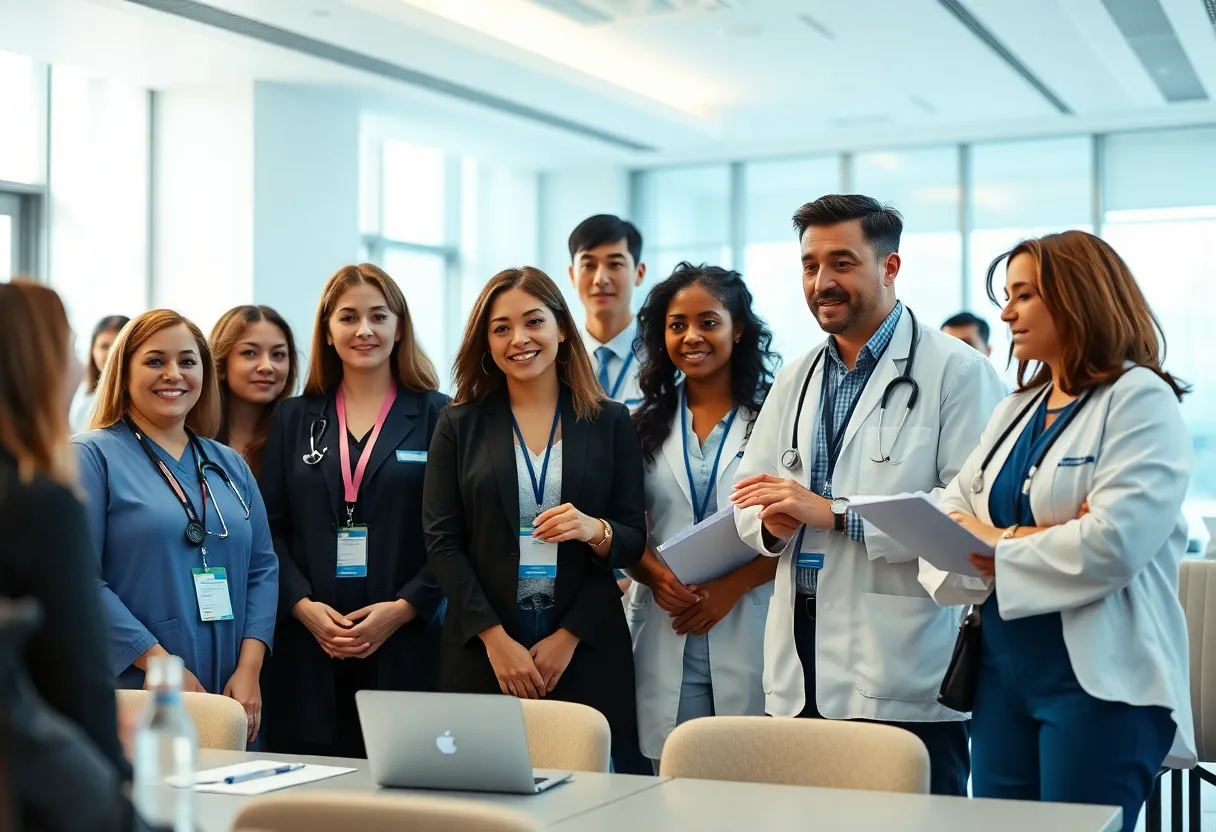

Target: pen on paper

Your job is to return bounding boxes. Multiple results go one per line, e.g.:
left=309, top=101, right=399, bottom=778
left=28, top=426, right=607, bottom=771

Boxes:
left=195, top=763, right=306, bottom=785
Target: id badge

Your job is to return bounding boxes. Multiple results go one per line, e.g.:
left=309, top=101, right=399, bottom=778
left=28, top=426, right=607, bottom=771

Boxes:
left=337, top=525, right=369, bottom=578
left=795, top=527, right=825, bottom=572
left=191, top=567, right=235, bottom=622
left=518, top=527, right=558, bottom=579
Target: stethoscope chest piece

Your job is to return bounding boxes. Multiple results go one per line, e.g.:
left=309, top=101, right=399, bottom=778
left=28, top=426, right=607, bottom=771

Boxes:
left=781, top=449, right=802, bottom=472
left=969, top=471, right=985, bottom=495
left=185, top=521, right=205, bottom=546
left=303, top=416, right=328, bottom=465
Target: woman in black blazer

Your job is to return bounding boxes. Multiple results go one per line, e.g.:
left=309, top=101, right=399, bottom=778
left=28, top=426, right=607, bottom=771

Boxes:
left=423, top=266, right=645, bottom=760
left=260, top=264, right=449, bottom=757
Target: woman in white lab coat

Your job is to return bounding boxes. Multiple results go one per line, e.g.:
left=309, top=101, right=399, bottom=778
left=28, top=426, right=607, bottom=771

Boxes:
left=921, top=231, right=1194, bottom=832
left=627, top=262, right=779, bottom=765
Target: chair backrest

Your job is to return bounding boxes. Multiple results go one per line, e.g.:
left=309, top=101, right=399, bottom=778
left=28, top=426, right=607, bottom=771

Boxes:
left=1179, top=559, right=1216, bottom=761
left=233, top=793, right=540, bottom=832
left=659, top=716, right=931, bottom=793
left=519, top=698, right=611, bottom=773
left=116, top=689, right=247, bottom=751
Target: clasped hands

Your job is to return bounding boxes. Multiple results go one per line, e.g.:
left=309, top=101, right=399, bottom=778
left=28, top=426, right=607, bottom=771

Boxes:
left=730, top=473, right=834, bottom=538
left=293, top=597, right=417, bottom=659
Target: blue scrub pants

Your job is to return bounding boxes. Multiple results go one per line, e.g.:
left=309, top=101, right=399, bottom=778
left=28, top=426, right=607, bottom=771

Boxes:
left=972, top=595, right=1174, bottom=832
left=793, top=596, right=971, bottom=796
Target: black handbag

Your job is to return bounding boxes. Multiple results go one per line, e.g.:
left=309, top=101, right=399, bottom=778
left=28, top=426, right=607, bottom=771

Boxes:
left=937, top=605, right=981, bottom=713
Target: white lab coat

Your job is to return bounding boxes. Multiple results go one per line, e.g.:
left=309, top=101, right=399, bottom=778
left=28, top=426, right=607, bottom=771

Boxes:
left=626, top=397, right=772, bottom=759
left=735, top=309, right=1005, bottom=722
left=919, top=365, right=1196, bottom=768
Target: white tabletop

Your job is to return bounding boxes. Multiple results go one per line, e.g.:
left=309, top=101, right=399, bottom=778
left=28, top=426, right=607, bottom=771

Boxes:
left=547, top=777, right=1123, bottom=832
left=195, top=749, right=667, bottom=831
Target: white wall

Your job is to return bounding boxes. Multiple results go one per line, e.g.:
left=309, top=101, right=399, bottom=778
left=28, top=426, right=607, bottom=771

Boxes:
left=48, top=64, right=149, bottom=342
left=152, top=83, right=255, bottom=331
left=253, top=83, right=362, bottom=352
left=537, top=166, right=631, bottom=313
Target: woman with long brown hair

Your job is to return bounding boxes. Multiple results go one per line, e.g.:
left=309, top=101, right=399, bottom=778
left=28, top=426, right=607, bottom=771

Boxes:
left=74, top=309, right=279, bottom=744
left=422, top=266, right=645, bottom=766
left=209, top=305, right=298, bottom=476
left=70, top=314, right=130, bottom=433
left=260, top=263, right=449, bottom=757
left=0, top=281, right=135, bottom=827
left=920, top=230, right=1193, bottom=831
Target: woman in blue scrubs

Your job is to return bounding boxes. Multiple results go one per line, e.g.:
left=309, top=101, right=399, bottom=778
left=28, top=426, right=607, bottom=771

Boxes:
left=74, top=310, right=278, bottom=744
left=922, top=231, right=1193, bottom=832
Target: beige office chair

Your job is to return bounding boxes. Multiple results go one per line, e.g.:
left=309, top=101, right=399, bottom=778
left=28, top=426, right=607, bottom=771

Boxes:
left=116, top=689, right=247, bottom=751
left=519, top=698, right=612, bottom=772
left=232, top=793, right=540, bottom=832
left=660, top=716, right=931, bottom=794
left=1158, top=559, right=1216, bottom=830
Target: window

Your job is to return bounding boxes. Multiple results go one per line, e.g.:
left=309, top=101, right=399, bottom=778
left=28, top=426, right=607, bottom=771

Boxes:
left=853, top=147, right=963, bottom=334
left=743, top=156, right=841, bottom=362
left=0, top=50, right=44, bottom=185
left=383, top=248, right=449, bottom=368
left=968, top=137, right=1093, bottom=379
left=635, top=165, right=732, bottom=294
left=381, top=140, right=446, bottom=246
left=1103, top=127, right=1216, bottom=516
left=0, top=213, right=12, bottom=281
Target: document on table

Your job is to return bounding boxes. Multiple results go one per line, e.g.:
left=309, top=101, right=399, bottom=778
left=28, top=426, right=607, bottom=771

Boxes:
left=849, top=493, right=992, bottom=576
left=656, top=505, right=756, bottom=586
left=171, top=760, right=356, bottom=795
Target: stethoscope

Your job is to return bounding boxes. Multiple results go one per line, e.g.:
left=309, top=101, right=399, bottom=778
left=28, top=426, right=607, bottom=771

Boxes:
left=303, top=416, right=329, bottom=465
left=968, top=384, right=1095, bottom=496
left=125, top=417, right=251, bottom=557
left=781, top=307, right=921, bottom=472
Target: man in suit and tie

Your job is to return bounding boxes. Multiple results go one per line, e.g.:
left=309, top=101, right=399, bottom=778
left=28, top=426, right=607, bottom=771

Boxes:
left=569, top=214, right=647, bottom=411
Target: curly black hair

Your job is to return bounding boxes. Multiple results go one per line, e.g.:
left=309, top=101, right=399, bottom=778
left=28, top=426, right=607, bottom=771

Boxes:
left=632, top=262, right=779, bottom=462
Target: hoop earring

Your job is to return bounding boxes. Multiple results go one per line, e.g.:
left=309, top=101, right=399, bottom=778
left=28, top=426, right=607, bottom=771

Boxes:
left=556, top=341, right=568, bottom=365
left=481, top=352, right=493, bottom=375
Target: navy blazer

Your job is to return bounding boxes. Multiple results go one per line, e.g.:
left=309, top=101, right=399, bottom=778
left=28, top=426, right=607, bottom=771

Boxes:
left=259, top=386, right=449, bottom=748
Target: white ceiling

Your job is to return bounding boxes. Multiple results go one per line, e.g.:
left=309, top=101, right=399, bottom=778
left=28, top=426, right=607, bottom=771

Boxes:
left=1, top=0, right=1213, bottom=169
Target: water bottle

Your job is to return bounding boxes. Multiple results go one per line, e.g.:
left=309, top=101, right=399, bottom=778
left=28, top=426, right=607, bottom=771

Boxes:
left=134, top=655, right=197, bottom=831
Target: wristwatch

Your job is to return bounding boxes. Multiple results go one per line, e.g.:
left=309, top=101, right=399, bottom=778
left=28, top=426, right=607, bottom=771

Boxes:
left=830, top=497, right=850, bottom=532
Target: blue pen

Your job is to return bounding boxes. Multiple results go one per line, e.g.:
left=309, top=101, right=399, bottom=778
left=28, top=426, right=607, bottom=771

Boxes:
left=223, top=763, right=306, bottom=785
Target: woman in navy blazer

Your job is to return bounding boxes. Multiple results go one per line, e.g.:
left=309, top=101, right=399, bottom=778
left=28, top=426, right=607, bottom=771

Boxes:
left=260, top=264, right=449, bottom=757
left=422, top=266, right=646, bottom=760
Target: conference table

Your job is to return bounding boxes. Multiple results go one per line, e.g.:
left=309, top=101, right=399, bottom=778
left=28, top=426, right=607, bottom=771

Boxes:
left=195, top=749, right=1122, bottom=831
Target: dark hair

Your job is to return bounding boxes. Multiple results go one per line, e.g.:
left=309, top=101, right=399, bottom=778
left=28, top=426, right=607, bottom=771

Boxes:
left=632, top=263, right=779, bottom=462
left=941, top=312, right=990, bottom=346
left=791, top=195, right=903, bottom=259
left=453, top=267, right=604, bottom=421
left=985, top=230, right=1189, bottom=400
left=567, top=214, right=643, bottom=265
left=209, top=305, right=299, bottom=476
left=86, top=315, right=131, bottom=393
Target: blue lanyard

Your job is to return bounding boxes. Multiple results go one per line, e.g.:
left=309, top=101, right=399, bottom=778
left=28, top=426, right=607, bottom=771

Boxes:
left=680, top=388, right=738, bottom=525
left=603, top=351, right=635, bottom=399
left=511, top=403, right=562, bottom=510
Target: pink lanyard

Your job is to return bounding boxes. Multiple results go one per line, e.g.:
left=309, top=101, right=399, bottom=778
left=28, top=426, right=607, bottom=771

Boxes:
left=336, top=384, right=397, bottom=524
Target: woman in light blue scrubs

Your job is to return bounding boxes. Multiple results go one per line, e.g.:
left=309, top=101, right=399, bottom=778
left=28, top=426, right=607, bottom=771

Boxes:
left=627, top=263, right=780, bottom=767
left=74, top=310, right=278, bottom=744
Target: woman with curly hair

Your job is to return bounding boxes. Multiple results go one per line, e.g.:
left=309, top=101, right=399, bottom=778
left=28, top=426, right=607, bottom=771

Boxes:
left=626, top=262, right=780, bottom=768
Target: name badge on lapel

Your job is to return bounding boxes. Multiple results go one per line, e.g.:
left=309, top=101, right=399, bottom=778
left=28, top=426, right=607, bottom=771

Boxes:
left=396, top=450, right=427, bottom=464
left=519, top=527, right=558, bottom=579
left=191, top=567, right=235, bottom=622
left=794, top=527, right=826, bottom=572
left=337, top=526, right=369, bottom=578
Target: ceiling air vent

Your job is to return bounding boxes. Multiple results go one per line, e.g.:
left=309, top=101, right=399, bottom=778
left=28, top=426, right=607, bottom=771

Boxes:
left=1102, top=0, right=1207, bottom=102
left=529, top=0, right=741, bottom=25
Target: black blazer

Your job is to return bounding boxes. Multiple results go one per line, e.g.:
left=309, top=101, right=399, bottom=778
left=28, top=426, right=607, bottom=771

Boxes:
left=0, top=452, right=130, bottom=783
left=259, top=387, right=450, bottom=747
left=422, top=388, right=645, bottom=751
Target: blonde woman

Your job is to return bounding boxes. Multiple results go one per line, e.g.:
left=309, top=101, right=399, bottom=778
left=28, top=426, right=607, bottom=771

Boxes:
left=74, top=309, right=278, bottom=744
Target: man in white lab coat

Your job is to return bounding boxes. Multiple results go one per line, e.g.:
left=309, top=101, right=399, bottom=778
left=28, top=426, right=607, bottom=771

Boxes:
left=732, top=195, right=1005, bottom=795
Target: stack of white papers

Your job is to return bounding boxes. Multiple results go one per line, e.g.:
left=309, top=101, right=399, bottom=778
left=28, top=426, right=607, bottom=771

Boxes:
left=172, top=760, right=356, bottom=795
left=849, top=493, right=992, bottom=576
left=656, top=505, right=756, bottom=586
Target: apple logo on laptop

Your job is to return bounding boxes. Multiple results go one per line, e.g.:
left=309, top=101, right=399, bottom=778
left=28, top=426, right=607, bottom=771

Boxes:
left=436, top=730, right=457, bottom=755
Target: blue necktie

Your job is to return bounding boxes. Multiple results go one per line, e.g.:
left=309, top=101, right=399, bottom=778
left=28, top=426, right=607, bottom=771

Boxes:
left=595, top=346, right=612, bottom=393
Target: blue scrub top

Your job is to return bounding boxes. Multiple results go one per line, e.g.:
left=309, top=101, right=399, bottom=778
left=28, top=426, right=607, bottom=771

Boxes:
left=73, top=423, right=278, bottom=692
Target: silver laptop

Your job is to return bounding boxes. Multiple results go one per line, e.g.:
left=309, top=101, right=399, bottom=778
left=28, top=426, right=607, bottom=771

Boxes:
left=356, top=690, right=572, bottom=794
